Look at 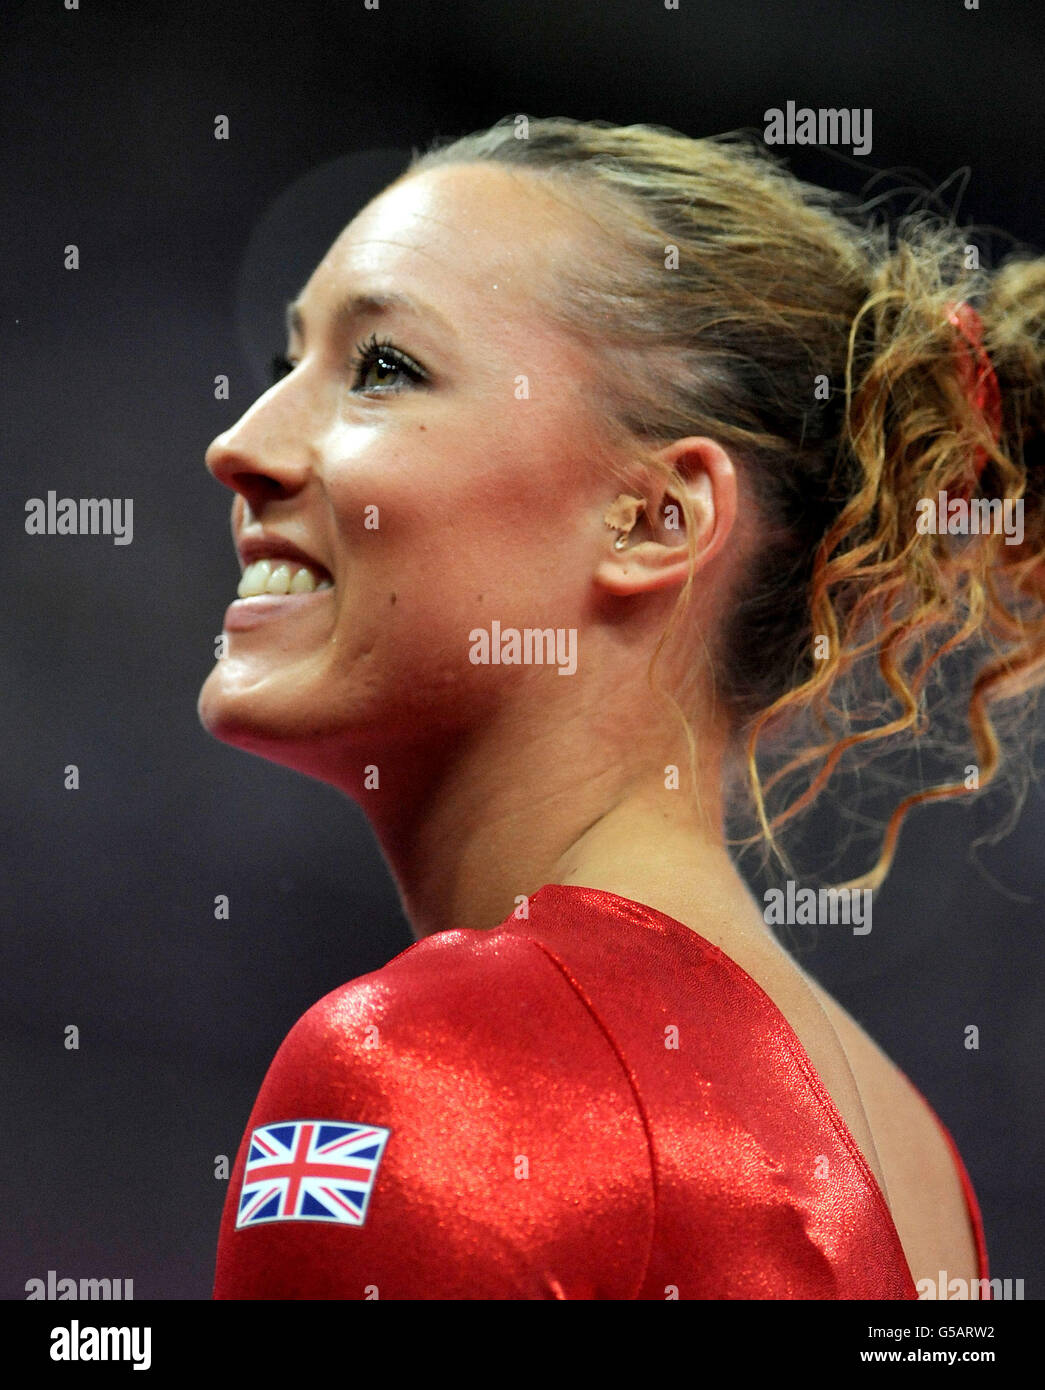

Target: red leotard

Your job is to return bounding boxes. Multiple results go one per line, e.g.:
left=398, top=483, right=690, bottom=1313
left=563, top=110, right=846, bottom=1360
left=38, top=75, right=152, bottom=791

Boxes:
left=214, top=883, right=990, bottom=1299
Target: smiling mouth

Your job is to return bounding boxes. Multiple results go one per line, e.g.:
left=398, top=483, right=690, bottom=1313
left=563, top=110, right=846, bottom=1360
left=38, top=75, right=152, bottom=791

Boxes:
left=236, top=559, right=333, bottom=598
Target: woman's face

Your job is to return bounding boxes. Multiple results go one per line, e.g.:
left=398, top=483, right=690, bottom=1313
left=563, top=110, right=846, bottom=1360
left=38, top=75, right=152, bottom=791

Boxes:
left=197, top=161, right=627, bottom=785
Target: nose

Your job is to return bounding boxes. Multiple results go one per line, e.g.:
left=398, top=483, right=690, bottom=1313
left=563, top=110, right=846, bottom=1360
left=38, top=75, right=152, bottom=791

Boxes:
left=205, top=386, right=315, bottom=516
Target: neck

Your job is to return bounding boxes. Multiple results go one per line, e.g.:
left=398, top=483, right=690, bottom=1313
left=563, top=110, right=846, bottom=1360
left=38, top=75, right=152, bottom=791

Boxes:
left=334, top=682, right=766, bottom=951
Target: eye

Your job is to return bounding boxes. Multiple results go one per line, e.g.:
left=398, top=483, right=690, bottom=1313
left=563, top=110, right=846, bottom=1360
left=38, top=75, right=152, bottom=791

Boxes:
left=268, top=335, right=430, bottom=392
left=348, top=333, right=428, bottom=392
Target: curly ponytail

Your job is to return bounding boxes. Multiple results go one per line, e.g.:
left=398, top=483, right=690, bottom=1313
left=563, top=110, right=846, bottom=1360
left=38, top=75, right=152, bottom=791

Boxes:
left=743, top=237, right=1045, bottom=889
left=406, top=116, right=1045, bottom=891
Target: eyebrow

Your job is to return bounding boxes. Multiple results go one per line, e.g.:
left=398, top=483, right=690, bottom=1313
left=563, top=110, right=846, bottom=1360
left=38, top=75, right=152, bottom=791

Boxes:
left=284, top=290, right=456, bottom=340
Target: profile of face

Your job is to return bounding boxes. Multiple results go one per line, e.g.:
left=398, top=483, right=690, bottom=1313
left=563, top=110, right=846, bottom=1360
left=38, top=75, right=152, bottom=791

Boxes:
left=197, top=161, right=733, bottom=794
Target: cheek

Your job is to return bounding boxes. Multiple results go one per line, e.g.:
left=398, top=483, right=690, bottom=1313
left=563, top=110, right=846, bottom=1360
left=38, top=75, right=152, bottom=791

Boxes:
left=324, top=410, right=590, bottom=618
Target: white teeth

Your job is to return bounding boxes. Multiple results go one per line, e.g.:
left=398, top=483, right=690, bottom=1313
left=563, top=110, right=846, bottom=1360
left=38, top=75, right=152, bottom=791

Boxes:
left=289, top=566, right=317, bottom=593
left=266, top=562, right=292, bottom=595
left=238, top=560, right=271, bottom=597
left=237, top=558, right=332, bottom=598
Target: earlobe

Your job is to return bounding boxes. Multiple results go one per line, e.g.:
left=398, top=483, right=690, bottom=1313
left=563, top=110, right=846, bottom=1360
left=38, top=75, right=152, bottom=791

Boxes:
left=594, top=496, right=698, bottom=597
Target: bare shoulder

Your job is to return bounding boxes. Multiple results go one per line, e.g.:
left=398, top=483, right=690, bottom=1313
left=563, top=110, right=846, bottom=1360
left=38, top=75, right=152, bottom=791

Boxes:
left=685, top=905, right=981, bottom=1293
left=570, top=871, right=984, bottom=1294
left=800, top=977, right=981, bottom=1294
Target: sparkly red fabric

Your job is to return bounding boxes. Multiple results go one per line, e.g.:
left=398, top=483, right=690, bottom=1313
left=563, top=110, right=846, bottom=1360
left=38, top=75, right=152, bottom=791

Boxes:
left=214, top=883, right=989, bottom=1299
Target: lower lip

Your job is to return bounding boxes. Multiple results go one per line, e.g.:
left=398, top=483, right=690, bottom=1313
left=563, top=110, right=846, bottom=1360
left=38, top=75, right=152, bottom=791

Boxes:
left=223, top=591, right=334, bottom=631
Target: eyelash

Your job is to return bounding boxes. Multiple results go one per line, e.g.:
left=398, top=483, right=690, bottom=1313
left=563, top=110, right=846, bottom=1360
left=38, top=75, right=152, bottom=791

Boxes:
left=270, top=333, right=428, bottom=392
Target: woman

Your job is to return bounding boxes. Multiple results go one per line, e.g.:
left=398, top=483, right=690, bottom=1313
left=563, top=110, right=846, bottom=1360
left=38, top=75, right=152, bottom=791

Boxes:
left=198, top=116, right=1043, bottom=1299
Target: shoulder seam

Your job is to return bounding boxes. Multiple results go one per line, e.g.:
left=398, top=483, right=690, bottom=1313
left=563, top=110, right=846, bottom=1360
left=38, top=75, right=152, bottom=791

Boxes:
left=519, top=935, right=659, bottom=1300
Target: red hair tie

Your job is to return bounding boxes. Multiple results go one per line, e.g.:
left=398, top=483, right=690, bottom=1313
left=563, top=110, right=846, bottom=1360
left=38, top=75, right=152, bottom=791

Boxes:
left=946, top=301, right=1002, bottom=482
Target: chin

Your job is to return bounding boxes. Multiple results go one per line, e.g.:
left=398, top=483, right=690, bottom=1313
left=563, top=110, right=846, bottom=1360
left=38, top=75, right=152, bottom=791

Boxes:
left=197, top=667, right=370, bottom=791
left=199, top=666, right=304, bottom=750
left=198, top=683, right=274, bottom=757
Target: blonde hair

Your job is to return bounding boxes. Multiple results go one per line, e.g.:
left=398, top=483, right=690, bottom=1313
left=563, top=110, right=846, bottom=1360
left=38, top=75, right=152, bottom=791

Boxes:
left=406, top=116, right=1045, bottom=891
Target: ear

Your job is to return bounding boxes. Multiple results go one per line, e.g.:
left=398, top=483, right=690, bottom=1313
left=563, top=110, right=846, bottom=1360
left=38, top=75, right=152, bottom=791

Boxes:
left=594, top=437, right=738, bottom=597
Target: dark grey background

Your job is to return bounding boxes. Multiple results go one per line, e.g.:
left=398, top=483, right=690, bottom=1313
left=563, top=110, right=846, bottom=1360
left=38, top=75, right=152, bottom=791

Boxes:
left=3, top=0, right=1043, bottom=1299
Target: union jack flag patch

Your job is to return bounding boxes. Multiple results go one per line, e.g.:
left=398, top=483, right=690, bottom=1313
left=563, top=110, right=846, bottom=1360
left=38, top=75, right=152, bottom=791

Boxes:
left=236, top=1119, right=391, bottom=1229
